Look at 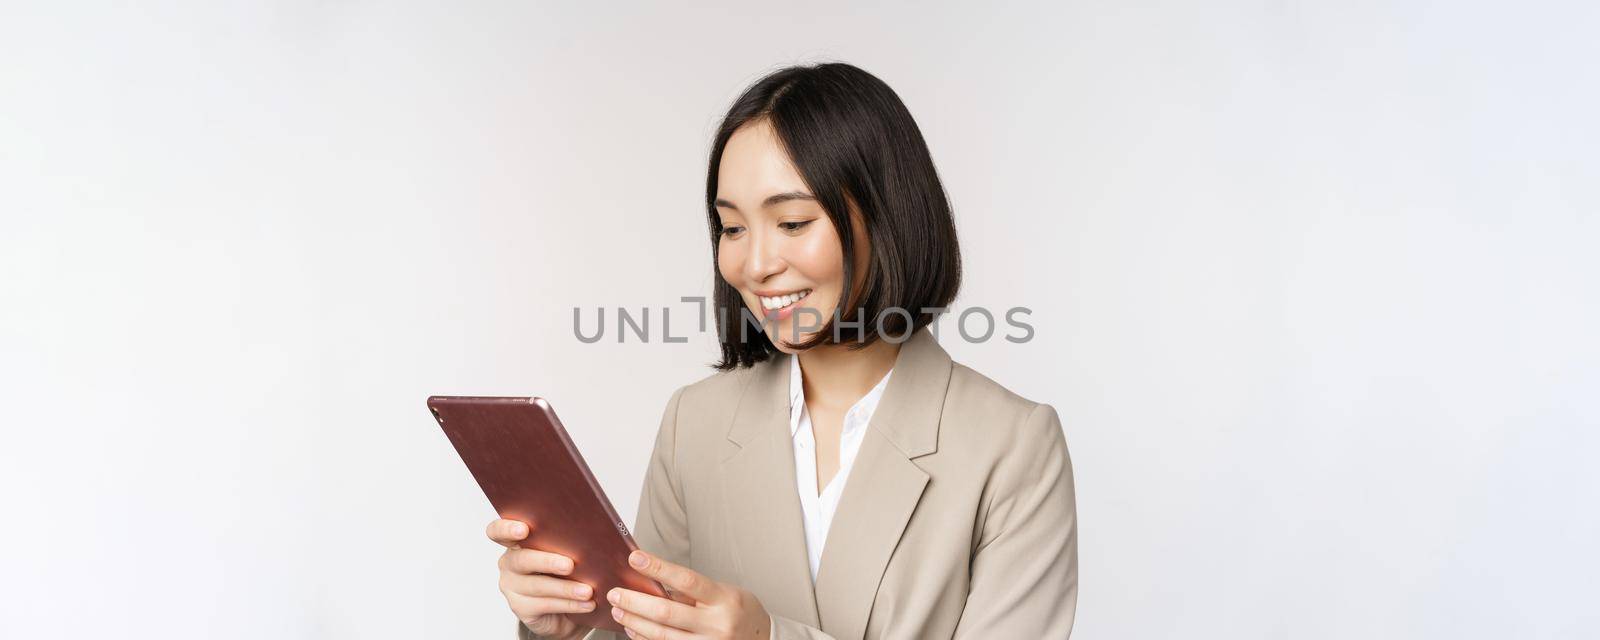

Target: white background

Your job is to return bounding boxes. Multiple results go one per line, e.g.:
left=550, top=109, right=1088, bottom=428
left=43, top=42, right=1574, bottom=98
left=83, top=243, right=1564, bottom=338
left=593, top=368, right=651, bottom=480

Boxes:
left=2, top=1, right=1597, bottom=638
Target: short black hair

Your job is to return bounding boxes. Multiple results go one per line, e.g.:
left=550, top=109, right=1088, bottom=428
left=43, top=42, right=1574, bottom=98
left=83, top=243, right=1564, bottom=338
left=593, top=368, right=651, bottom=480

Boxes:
left=704, top=62, right=962, bottom=370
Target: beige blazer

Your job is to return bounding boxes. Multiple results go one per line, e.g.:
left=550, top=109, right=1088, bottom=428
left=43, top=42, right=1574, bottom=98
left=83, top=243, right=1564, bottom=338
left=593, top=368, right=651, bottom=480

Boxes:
left=523, top=327, right=1078, bottom=639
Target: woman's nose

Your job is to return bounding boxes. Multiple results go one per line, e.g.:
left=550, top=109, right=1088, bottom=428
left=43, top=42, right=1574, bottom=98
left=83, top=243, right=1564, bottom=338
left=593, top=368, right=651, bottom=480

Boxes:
left=743, top=230, right=785, bottom=283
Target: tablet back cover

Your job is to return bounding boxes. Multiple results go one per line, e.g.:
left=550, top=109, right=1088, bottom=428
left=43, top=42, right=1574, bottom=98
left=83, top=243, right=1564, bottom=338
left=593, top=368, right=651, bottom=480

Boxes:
left=428, top=395, right=663, bottom=633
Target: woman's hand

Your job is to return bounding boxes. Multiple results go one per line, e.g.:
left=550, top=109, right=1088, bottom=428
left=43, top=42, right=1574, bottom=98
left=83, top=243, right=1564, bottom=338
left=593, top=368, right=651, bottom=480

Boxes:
left=607, top=550, right=772, bottom=639
left=488, top=518, right=597, bottom=640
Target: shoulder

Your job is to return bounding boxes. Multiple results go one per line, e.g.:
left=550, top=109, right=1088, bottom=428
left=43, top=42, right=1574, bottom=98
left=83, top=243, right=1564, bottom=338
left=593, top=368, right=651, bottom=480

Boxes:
left=667, top=360, right=766, bottom=418
left=946, top=361, right=1038, bottom=414
left=650, top=358, right=779, bottom=447
left=945, top=362, right=1060, bottom=436
left=936, top=361, right=1066, bottom=470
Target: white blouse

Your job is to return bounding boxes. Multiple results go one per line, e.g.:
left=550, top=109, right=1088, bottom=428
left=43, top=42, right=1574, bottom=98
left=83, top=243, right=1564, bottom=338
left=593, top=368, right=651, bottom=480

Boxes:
left=786, top=354, right=895, bottom=581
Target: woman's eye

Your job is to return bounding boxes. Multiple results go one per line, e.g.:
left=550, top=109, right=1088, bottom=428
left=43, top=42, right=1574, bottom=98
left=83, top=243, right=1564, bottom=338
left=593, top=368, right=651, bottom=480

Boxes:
left=720, top=226, right=745, bottom=237
left=779, top=220, right=813, bottom=232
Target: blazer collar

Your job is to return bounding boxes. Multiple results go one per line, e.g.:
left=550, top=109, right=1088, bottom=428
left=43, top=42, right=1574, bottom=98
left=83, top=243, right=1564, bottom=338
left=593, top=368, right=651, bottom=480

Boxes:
left=726, top=327, right=950, bottom=457
left=719, top=327, right=953, bottom=639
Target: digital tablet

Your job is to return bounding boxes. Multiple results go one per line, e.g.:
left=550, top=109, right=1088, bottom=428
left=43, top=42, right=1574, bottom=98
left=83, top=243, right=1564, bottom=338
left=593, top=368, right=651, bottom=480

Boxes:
left=427, top=395, right=669, bottom=633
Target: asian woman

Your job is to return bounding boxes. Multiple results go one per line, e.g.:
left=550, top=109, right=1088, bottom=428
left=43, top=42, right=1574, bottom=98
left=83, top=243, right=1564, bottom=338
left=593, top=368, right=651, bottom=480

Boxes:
left=489, top=62, right=1078, bottom=640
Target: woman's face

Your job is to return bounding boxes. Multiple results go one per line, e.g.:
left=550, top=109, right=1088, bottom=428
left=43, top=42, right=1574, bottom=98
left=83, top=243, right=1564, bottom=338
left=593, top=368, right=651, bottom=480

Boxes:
left=714, top=119, right=864, bottom=353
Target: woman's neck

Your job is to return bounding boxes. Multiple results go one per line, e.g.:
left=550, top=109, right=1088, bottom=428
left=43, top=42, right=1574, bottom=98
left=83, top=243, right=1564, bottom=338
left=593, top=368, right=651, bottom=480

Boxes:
left=795, top=338, right=901, bottom=409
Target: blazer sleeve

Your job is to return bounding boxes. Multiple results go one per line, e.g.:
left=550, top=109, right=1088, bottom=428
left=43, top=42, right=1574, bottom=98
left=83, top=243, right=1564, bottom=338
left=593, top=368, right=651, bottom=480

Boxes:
left=951, top=402, right=1079, bottom=638
left=518, top=387, right=692, bottom=640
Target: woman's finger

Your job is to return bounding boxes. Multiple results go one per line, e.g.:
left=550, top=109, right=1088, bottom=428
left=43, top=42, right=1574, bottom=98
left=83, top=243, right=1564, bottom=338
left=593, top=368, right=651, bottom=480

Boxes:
left=502, top=547, right=576, bottom=576
left=500, top=572, right=595, bottom=601
left=609, top=587, right=701, bottom=634
left=612, top=596, right=693, bottom=640
left=486, top=518, right=531, bottom=548
left=505, top=591, right=597, bottom=621
left=626, top=550, right=722, bottom=604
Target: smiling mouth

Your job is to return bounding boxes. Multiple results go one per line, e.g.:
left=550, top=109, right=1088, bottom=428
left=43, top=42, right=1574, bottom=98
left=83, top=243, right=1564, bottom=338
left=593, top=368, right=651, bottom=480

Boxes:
left=758, top=289, right=812, bottom=311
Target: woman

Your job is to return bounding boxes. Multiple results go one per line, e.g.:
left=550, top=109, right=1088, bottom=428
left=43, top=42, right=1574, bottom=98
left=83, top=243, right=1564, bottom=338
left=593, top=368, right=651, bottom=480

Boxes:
left=490, top=62, right=1078, bottom=639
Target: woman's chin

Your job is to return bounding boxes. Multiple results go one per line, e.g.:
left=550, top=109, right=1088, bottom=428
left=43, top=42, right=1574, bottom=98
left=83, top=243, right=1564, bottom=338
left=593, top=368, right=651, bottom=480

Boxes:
left=767, top=326, right=814, bottom=352
left=768, top=333, right=800, bottom=352
left=770, top=343, right=800, bottom=355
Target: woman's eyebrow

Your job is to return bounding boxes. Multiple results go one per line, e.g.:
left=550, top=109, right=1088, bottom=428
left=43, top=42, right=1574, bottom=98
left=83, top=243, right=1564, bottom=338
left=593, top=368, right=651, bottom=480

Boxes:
left=714, top=191, right=816, bottom=211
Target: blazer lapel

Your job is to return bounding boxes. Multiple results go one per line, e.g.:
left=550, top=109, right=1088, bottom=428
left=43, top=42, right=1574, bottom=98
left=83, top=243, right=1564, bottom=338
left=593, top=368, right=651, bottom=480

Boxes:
left=720, top=352, right=822, bottom=627
left=813, top=328, right=952, bottom=640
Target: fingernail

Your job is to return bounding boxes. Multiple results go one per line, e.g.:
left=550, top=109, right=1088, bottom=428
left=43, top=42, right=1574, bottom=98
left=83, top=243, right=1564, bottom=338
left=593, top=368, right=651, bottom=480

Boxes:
left=580, top=600, right=595, bottom=611
left=574, top=584, right=591, bottom=599
left=629, top=551, right=647, bottom=568
left=607, top=589, right=620, bottom=604
left=611, top=606, right=624, bottom=621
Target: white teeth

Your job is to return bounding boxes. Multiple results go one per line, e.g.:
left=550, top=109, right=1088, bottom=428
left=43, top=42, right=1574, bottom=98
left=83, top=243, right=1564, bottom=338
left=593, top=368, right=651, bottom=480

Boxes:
left=759, top=289, right=812, bottom=310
